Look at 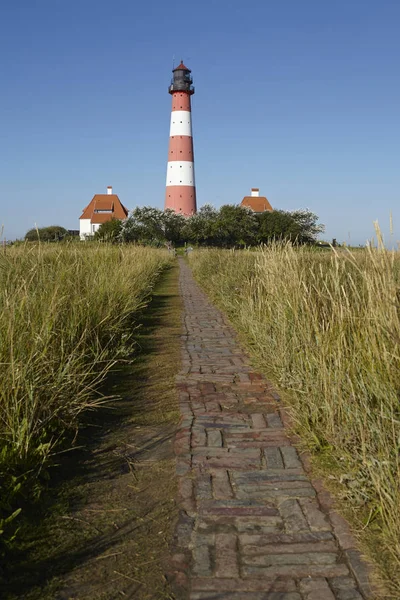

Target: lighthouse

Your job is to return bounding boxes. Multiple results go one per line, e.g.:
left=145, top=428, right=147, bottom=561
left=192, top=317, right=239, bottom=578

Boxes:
left=165, top=61, right=197, bottom=215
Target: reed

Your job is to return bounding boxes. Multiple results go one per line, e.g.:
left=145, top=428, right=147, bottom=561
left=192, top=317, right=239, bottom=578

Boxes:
left=0, top=243, right=171, bottom=543
left=189, top=244, right=400, bottom=586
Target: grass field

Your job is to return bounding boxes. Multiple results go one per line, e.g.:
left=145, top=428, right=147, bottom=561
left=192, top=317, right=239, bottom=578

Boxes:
left=189, top=244, right=400, bottom=591
left=3, top=263, right=182, bottom=600
left=0, top=243, right=172, bottom=548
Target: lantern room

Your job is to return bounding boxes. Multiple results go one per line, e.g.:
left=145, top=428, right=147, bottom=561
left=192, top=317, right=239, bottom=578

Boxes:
left=169, top=61, right=195, bottom=95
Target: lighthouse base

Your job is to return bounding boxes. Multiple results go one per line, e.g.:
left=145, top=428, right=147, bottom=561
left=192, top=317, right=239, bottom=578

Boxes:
left=165, top=186, right=197, bottom=216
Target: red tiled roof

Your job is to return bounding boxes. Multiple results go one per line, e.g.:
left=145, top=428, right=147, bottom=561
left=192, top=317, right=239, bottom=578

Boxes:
left=80, top=194, right=128, bottom=220
left=241, top=196, right=273, bottom=213
left=90, top=213, right=115, bottom=224
left=173, top=61, right=190, bottom=72
left=94, top=199, right=114, bottom=210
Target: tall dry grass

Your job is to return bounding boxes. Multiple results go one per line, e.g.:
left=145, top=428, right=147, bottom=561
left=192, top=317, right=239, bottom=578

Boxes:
left=189, top=245, right=400, bottom=584
left=0, top=243, right=171, bottom=542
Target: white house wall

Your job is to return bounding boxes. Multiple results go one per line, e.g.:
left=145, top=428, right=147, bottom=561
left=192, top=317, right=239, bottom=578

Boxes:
left=79, top=219, right=91, bottom=240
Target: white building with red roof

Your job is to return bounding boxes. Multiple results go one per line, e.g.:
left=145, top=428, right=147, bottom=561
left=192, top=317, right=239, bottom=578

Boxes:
left=79, top=186, right=128, bottom=239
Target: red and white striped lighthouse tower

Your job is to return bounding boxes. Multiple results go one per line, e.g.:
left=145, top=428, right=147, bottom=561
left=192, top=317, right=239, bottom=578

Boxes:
left=165, top=61, right=197, bottom=215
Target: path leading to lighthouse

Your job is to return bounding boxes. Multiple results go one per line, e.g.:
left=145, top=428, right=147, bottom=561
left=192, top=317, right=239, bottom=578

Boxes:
left=169, top=259, right=373, bottom=600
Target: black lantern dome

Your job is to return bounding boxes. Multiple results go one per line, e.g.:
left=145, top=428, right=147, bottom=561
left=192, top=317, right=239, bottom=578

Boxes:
left=169, top=61, right=195, bottom=95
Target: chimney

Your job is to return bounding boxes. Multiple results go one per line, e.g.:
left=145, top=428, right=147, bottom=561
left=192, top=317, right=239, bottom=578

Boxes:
left=251, top=188, right=259, bottom=197
left=107, top=186, right=112, bottom=195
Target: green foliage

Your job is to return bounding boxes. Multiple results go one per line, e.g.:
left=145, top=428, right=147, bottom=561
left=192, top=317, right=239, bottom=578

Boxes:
left=25, top=226, right=68, bottom=242
left=120, top=207, right=186, bottom=246
left=257, top=209, right=324, bottom=244
left=163, top=209, right=187, bottom=245
left=94, top=218, right=122, bottom=242
left=289, top=209, right=325, bottom=243
left=182, top=204, right=219, bottom=245
left=120, top=205, right=324, bottom=247
left=214, top=205, right=258, bottom=247
left=257, top=210, right=302, bottom=243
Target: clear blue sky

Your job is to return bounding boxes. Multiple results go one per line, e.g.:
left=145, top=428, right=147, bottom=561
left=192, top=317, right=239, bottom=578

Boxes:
left=1, top=0, right=399, bottom=245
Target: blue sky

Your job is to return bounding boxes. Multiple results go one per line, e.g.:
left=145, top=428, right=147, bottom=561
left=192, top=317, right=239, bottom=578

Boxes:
left=1, top=0, right=399, bottom=245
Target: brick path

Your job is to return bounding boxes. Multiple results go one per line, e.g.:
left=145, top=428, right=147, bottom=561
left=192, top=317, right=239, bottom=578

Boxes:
left=169, top=260, right=373, bottom=600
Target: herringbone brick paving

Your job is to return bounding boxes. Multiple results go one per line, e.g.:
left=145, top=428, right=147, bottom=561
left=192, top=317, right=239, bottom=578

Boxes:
left=169, top=259, right=373, bottom=600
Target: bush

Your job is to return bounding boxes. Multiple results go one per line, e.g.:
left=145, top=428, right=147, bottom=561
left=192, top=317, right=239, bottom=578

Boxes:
left=120, top=205, right=324, bottom=247
left=25, top=226, right=68, bottom=242
left=94, top=218, right=122, bottom=242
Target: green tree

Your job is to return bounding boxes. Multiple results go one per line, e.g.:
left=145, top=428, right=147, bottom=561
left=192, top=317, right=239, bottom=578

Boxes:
left=25, top=226, right=68, bottom=242
left=163, top=209, right=186, bottom=245
left=184, top=204, right=219, bottom=246
left=118, top=204, right=324, bottom=248
left=257, top=210, right=302, bottom=243
left=94, top=219, right=122, bottom=242
left=120, top=207, right=165, bottom=245
left=288, top=209, right=325, bottom=244
left=256, top=209, right=325, bottom=245
left=215, top=205, right=258, bottom=247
